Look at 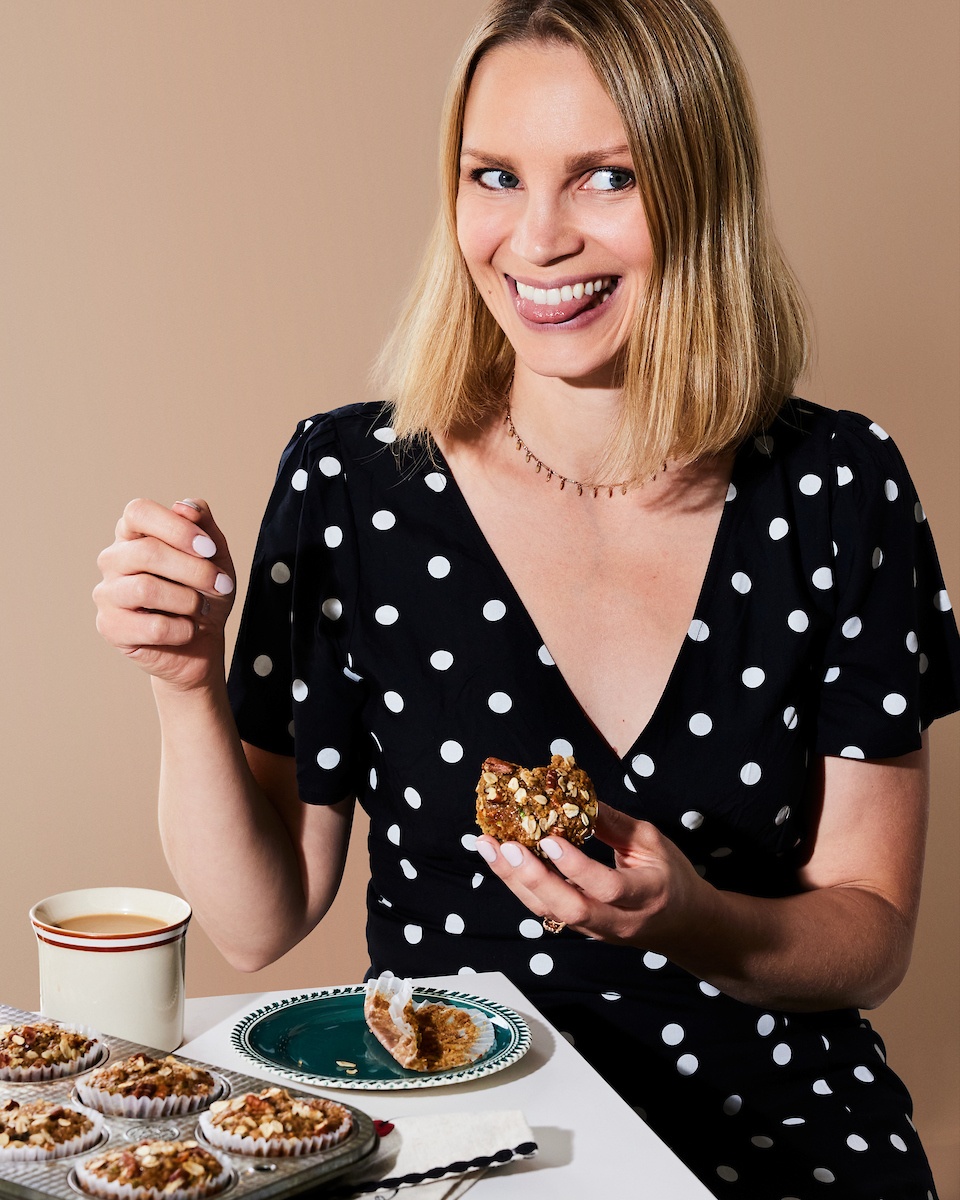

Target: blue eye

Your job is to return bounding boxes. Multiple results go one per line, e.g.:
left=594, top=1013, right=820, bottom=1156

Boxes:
left=475, top=169, right=521, bottom=190
left=587, top=168, right=634, bottom=191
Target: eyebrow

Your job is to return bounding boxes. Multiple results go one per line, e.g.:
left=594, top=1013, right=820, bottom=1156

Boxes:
left=460, top=144, right=633, bottom=173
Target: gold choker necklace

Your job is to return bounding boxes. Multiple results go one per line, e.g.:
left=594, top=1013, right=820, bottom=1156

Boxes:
left=504, top=406, right=662, bottom=497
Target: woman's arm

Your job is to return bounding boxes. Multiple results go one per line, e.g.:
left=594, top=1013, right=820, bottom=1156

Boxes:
left=475, top=740, right=929, bottom=1011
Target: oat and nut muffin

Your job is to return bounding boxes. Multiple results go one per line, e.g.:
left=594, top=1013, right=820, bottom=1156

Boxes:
left=76, top=1054, right=218, bottom=1118
left=198, top=1086, right=352, bottom=1156
left=0, top=1098, right=103, bottom=1161
left=75, top=1139, right=229, bottom=1200
left=0, top=1021, right=101, bottom=1082
left=475, top=754, right=598, bottom=853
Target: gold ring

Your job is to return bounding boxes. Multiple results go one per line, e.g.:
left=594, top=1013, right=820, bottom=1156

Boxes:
left=542, top=917, right=566, bottom=934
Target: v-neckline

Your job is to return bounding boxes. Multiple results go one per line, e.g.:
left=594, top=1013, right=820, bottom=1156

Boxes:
left=430, top=438, right=746, bottom=767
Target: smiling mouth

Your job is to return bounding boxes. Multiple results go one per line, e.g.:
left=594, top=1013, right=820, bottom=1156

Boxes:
left=509, top=275, right=619, bottom=325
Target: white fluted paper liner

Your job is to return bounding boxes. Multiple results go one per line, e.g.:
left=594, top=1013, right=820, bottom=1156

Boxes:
left=0, top=1105, right=105, bottom=1162
left=197, top=1105, right=353, bottom=1157
left=74, top=1075, right=223, bottom=1120
left=74, top=1144, right=233, bottom=1200
left=364, top=972, right=496, bottom=1066
left=0, top=1023, right=104, bottom=1083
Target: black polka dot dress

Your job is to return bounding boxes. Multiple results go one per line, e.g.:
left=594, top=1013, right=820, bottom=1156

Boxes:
left=228, top=399, right=959, bottom=1199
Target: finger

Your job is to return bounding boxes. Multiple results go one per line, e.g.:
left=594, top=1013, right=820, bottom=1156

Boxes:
left=475, top=836, right=597, bottom=926
left=114, top=497, right=223, bottom=566
left=594, top=803, right=664, bottom=855
left=109, top=573, right=210, bottom=619
left=96, top=606, right=196, bottom=650
left=99, top=535, right=233, bottom=598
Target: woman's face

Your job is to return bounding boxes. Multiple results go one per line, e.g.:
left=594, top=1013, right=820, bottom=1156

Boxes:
left=457, top=40, right=653, bottom=388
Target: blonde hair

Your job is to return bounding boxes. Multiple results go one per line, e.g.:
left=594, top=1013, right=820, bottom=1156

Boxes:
left=376, top=0, right=808, bottom=484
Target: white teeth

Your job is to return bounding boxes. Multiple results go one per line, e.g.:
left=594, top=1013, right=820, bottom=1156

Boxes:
left=515, top=277, right=614, bottom=304
left=533, top=288, right=547, bottom=304
left=560, top=285, right=573, bottom=302
left=584, top=281, right=594, bottom=295
left=601, top=291, right=610, bottom=302
left=572, top=282, right=584, bottom=299
left=594, top=278, right=603, bottom=292
left=546, top=288, right=562, bottom=305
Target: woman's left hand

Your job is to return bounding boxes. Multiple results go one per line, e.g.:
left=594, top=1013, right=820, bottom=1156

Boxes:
left=475, top=801, right=708, bottom=947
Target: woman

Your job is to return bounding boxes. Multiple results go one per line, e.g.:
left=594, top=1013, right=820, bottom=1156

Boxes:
left=94, top=1, right=959, bottom=1195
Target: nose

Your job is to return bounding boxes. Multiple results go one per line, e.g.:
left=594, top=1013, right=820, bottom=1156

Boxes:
left=510, top=191, right=583, bottom=267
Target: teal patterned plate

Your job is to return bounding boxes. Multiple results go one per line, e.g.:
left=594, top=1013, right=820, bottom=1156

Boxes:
left=231, top=985, right=531, bottom=1090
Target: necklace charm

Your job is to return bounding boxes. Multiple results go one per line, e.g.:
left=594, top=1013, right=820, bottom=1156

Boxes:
left=505, top=407, right=649, bottom=497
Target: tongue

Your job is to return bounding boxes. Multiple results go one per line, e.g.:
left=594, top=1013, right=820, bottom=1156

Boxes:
left=514, top=288, right=603, bottom=324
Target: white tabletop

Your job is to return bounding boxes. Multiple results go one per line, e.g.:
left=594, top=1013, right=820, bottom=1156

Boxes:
left=181, top=971, right=712, bottom=1197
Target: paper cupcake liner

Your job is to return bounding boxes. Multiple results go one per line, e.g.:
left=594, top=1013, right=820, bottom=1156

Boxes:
left=0, top=1025, right=104, bottom=1083
left=197, top=1106, right=352, bottom=1157
left=0, top=1106, right=105, bottom=1162
left=74, top=1076, right=224, bottom=1120
left=73, top=1145, right=233, bottom=1200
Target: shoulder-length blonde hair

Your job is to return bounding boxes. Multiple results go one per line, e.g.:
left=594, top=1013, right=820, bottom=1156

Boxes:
left=376, top=0, right=808, bottom=484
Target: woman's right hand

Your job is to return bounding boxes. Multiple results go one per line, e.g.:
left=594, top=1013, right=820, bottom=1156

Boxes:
left=93, top=498, right=236, bottom=691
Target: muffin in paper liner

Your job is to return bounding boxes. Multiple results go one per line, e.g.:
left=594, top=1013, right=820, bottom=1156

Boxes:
left=75, top=1053, right=221, bottom=1119
left=0, top=1020, right=103, bottom=1083
left=0, top=1098, right=105, bottom=1162
left=74, top=1138, right=232, bottom=1200
left=197, top=1086, right=353, bottom=1157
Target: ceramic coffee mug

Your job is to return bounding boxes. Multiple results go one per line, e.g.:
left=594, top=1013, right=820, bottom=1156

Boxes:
left=30, top=887, right=191, bottom=1052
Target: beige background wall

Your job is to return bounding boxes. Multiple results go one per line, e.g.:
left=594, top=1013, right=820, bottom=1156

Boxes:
left=1, top=1, right=957, bottom=1192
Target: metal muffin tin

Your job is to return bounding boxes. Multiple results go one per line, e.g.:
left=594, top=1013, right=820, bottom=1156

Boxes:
left=0, top=1004, right=377, bottom=1200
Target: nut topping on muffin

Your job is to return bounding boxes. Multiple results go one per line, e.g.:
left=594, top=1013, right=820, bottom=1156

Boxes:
left=476, top=754, right=598, bottom=852
left=0, top=1099, right=95, bottom=1154
left=83, top=1054, right=215, bottom=1100
left=0, top=1022, right=96, bottom=1072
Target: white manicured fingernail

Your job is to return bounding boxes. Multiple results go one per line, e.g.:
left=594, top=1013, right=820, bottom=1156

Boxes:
left=501, top=843, right=523, bottom=867
left=475, top=841, right=497, bottom=864
left=177, top=499, right=202, bottom=512
left=214, top=573, right=234, bottom=595
left=193, top=534, right=217, bottom=558
left=541, top=838, right=563, bottom=861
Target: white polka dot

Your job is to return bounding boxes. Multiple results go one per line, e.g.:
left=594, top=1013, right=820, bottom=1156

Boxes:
left=740, top=762, right=762, bottom=786
left=559, top=1031, right=575, bottom=1046
left=322, top=598, right=343, bottom=621
left=772, top=1043, right=792, bottom=1066
left=757, top=1014, right=776, bottom=1037
left=372, top=510, right=396, bottom=531
left=676, top=1054, right=699, bottom=1075
left=444, top=913, right=465, bottom=935
left=343, top=665, right=363, bottom=683
left=890, top=1134, right=908, bottom=1152
left=799, top=473, right=823, bottom=496
left=812, top=1079, right=832, bottom=1095
left=813, top=1167, right=835, bottom=1182
left=783, top=706, right=799, bottom=730
left=384, top=691, right=404, bottom=713
left=292, top=679, right=308, bottom=702
left=853, top=1066, right=875, bottom=1083
left=424, top=472, right=446, bottom=492
left=769, top=517, right=789, bottom=540
left=598, top=992, right=621, bottom=1003
left=460, top=833, right=477, bottom=852
left=519, top=919, right=544, bottom=939
left=623, top=774, right=637, bottom=793
left=550, top=738, right=574, bottom=756
left=688, top=713, right=713, bottom=736
left=538, top=644, right=555, bottom=665
left=291, top=468, right=309, bottom=491
left=812, top=567, right=834, bottom=590
left=682, top=811, right=704, bottom=830
left=919, top=653, right=929, bottom=674
left=661, top=1023, right=684, bottom=1046
left=632, top=754, right=655, bottom=777
left=726, top=483, right=737, bottom=502
left=906, top=631, right=918, bottom=653
left=840, top=746, right=865, bottom=759
left=400, top=859, right=417, bottom=879
left=483, top=599, right=506, bottom=621
left=428, top=555, right=451, bottom=578
left=716, top=1165, right=738, bottom=1182
left=471, top=873, right=483, bottom=888
left=915, top=501, right=926, bottom=523
left=369, top=767, right=378, bottom=789
left=386, top=823, right=400, bottom=845
left=832, top=540, right=839, bottom=557
left=846, top=1134, right=868, bottom=1152
left=404, top=786, right=421, bottom=809
left=742, top=667, right=765, bottom=688
left=883, top=693, right=907, bottom=716
left=643, top=952, right=667, bottom=970
left=375, top=605, right=399, bottom=625
left=487, top=691, right=513, bottom=714
left=403, top=923, right=422, bottom=944
left=373, top=426, right=396, bottom=443
left=824, top=666, right=841, bottom=683
left=529, top=953, right=554, bottom=976
left=842, top=616, right=862, bottom=639
left=319, top=456, right=341, bottom=476
left=775, top=805, right=791, bottom=826
left=316, top=747, right=340, bottom=769
left=723, top=1095, right=742, bottom=1115
left=935, top=589, right=952, bottom=612
left=688, top=618, right=711, bottom=643
left=836, top=465, right=854, bottom=487
left=430, top=650, right=453, bottom=670
left=754, top=434, right=774, bottom=455
left=711, top=846, right=732, bottom=858
left=441, top=740, right=463, bottom=763
left=270, top=561, right=291, bottom=583
left=324, top=526, right=343, bottom=548
left=787, top=609, right=809, bottom=632
left=884, top=479, right=899, bottom=501
left=458, top=965, right=477, bottom=976
left=782, top=1117, right=805, bottom=1126
left=699, top=981, right=721, bottom=997
left=869, top=422, right=889, bottom=440
left=872, top=546, right=884, bottom=569
left=732, top=571, right=752, bottom=594
left=752, top=1136, right=774, bottom=1148
left=253, top=654, right=273, bottom=676
left=287, top=720, right=295, bottom=737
